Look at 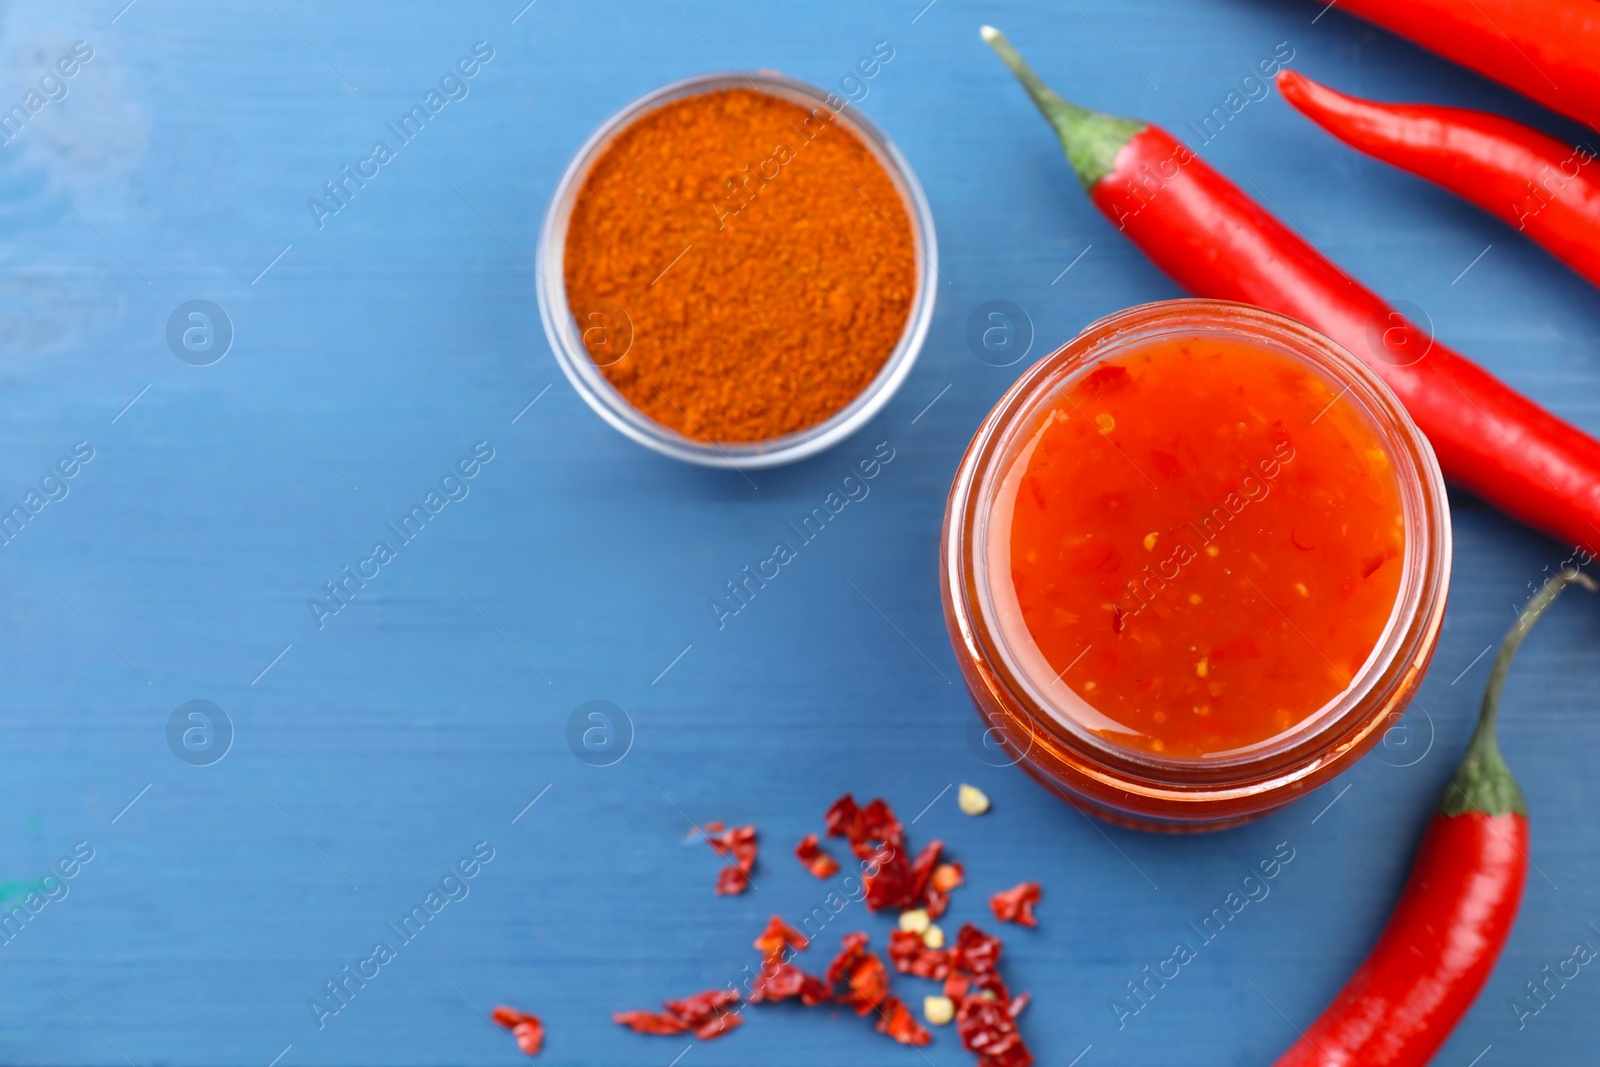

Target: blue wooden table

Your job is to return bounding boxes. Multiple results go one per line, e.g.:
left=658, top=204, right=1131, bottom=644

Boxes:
left=5, top=0, right=1599, bottom=1063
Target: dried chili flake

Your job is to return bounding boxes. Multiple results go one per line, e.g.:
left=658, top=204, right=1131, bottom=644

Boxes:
left=822, top=794, right=961, bottom=915
left=825, top=794, right=905, bottom=860
left=927, top=862, right=964, bottom=919
left=823, top=794, right=863, bottom=841
left=691, top=1012, right=742, bottom=1040
left=826, top=932, right=890, bottom=1016
left=888, top=928, right=952, bottom=980
left=753, top=915, right=809, bottom=964
left=857, top=798, right=904, bottom=849
left=909, top=840, right=945, bottom=903
left=663, top=988, right=739, bottom=1021
left=864, top=856, right=914, bottom=912
left=953, top=923, right=1004, bottom=975
left=938, top=922, right=1033, bottom=1067
left=875, top=996, right=932, bottom=1046
left=749, top=962, right=831, bottom=1006
left=826, top=932, right=869, bottom=984
left=615, top=988, right=741, bottom=1041
left=794, top=833, right=839, bottom=879
left=490, top=1006, right=544, bottom=1056
left=989, top=882, right=1042, bottom=927
left=703, top=823, right=757, bottom=896
left=956, top=992, right=1032, bottom=1067
left=841, top=953, right=891, bottom=1015
left=715, top=866, right=751, bottom=895
left=978, top=971, right=1014, bottom=1004
left=612, top=1011, right=690, bottom=1035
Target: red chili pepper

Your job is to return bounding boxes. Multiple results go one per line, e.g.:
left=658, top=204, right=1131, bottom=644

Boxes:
left=1273, top=568, right=1592, bottom=1066
left=1327, top=0, right=1600, bottom=134
left=489, top=1006, right=544, bottom=1056
left=983, top=27, right=1600, bottom=556
left=1278, top=69, right=1600, bottom=289
left=989, top=882, right=1042, bottom=927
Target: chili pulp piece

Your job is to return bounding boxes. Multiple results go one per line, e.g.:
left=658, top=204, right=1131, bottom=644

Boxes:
left=489, top=1006, right=545, bottom=1056
left=1272, top=568, right=1594, bottom=1067
left=1327, top=0, right=1600, bottom=134
left=989, top=883, right=1041, bottom=928
left=982, top=26, right=1600, bottom=558
left=794, top=833, right=839, bottom=879
left=1278, top=69, right=1600, bottom=289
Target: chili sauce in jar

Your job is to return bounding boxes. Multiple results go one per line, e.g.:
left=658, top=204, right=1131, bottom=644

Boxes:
left=942, top=301, right=1450, bottom=831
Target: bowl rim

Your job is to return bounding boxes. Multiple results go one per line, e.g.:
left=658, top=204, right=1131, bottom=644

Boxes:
left=536, top=69, right=939, bottom=469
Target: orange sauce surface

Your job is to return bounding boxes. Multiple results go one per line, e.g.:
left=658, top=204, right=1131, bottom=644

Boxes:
left=993, top=334, right=1405, bottom=759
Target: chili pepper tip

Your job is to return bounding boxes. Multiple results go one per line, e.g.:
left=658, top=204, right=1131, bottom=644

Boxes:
left=981, top=25, right=1145, bottom=192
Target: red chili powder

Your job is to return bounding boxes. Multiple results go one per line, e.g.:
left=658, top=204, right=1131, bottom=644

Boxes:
left=563, top=87, right=918, bottom=443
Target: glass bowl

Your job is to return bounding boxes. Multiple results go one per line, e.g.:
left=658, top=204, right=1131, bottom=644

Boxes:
left=941, top=300, right=1452, bottom=832
left=537, top=70, right=938, bottom=469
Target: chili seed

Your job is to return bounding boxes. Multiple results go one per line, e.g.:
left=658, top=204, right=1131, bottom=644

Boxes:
left=958, top=784, right=990, bottom=816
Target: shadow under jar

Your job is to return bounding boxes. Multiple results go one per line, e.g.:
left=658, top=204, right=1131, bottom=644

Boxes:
left=942, top=300, right=1451, bottom=831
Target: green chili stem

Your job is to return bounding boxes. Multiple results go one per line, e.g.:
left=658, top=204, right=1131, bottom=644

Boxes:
left=1439, top=567, right=1595, bottom=817
left=980, top=25, right=1145, bottom=191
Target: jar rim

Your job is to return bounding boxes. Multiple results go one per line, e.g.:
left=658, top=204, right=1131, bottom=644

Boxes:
left=536, top=70, right=939, bottom=469
left=943, top=299, right=1452, bottom=809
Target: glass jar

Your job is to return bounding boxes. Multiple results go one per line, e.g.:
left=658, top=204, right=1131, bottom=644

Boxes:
left=941, top=300, right=1451, bottom=832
